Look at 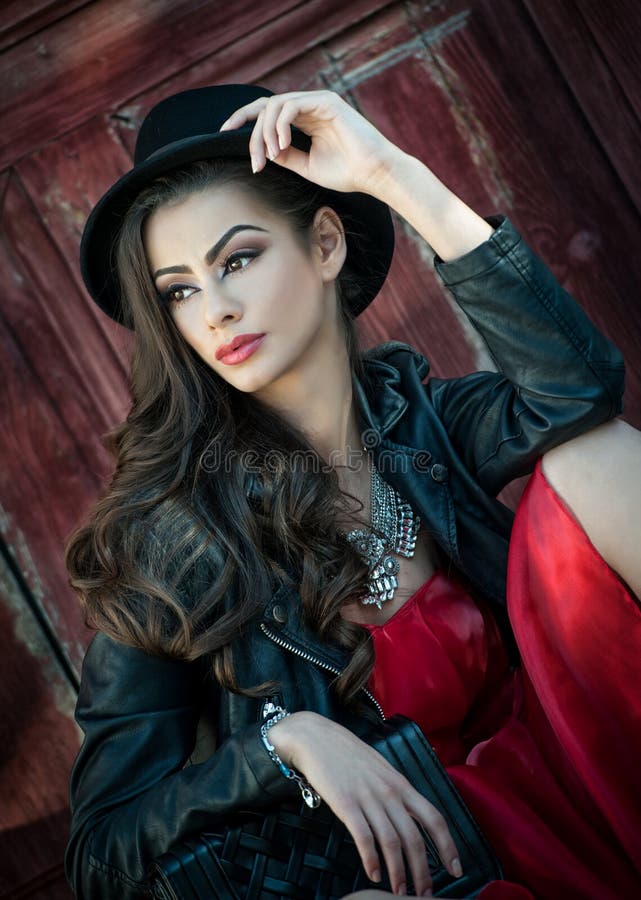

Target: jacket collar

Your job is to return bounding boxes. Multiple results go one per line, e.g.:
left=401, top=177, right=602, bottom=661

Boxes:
left=354, top=340, right=429, bottom=437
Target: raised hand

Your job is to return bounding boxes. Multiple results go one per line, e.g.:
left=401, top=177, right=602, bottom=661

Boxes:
left=268, top=711, right=462, bottom=897
left=218, top=89, right=399, bottom=196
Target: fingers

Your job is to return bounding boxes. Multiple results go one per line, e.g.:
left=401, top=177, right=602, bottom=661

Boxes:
left=405, top=791, right=463, bottom=881
left=247, top=107, right=267, bottom=172
left=383, top=803, right=433, bottom=897
left=221, top=95, right=296, bottom=171
left=346, top=795, right=436, bottom=896
left=347, top=785, right=461, bottom=897
left=262, top=97, right=293, bottom=157
left=218, top=91, right=327, bottom=172
left=218, top=96, right=269, bottom=131
left=347, top=809, right=387, bottom=888
left=364, top=805, right=418, bottom=897
left=222, top=98, right=282, bottom=173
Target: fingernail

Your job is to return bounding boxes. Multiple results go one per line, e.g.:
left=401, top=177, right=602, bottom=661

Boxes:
left=370, top=869, right=381, bottom=883
left=278, top=135, right=286, bottom=150
left=250, top=155, right=258, bottom=174
left=397, top=883, right=406, bottom=896
left=451, top=857, right=463, bottom=878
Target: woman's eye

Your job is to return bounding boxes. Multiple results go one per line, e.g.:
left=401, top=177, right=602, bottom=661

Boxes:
left=223, top=250, right=260, bottom=276
left=160, top=284, right=198, bottom=305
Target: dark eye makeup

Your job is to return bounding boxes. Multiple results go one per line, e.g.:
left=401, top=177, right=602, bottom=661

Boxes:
left=157, top=249, right=263, bottom=307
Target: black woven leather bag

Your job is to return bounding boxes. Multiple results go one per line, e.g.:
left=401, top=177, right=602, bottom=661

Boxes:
left=148, top=715, right=502, bottom=899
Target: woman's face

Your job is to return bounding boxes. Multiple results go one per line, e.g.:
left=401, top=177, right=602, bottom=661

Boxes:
left=143, top=183, right=347, bottom=402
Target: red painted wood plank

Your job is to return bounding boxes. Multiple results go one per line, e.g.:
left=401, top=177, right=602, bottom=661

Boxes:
left=0, top=222, right=107, bottom=673
left=0, top=0, right=302, bottom=170
left=6, top=869, right=73, bottom=900
left=6, top=867, right=73, bottom=900
left=106, top=0, right=394, bottom=158
left=382, top=0, right=641, bottom=425
left=0, top=555, right=79, bottom=898
left=0, top=0, right=88, bottom=53
left=1, top=172, right=130, bottom=438
left=15, top=117, right=138, bottom=371
left=523, top=0, right=641, bottom=217
left=574, top=0, right=641, bottom=122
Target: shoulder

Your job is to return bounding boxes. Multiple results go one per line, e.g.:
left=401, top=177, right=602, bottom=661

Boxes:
left=77, top=630, right=207, bottom=716
left=541, top=418, right=641, bottom=597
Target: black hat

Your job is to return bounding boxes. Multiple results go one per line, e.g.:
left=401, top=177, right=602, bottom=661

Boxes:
left=79, top=84, right=395, bottom=328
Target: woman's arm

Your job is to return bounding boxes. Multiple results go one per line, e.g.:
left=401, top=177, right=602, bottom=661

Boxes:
left=362, top=149, right=494, bottom=261
left=222, top=90, right=625, bottom=494
left=67, top=632, right=461, bottom=899
left=421, top=213, right=625, bottom=494
left=65, top=633, right=299, bottom=899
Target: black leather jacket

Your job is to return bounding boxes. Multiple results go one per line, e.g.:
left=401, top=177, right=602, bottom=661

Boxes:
left=65, top=215, right=625, bottom=898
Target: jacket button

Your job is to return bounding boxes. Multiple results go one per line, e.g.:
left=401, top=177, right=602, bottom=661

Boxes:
left=272, top=604, right=288, bottom=624
left=430, top=463, right=449, bottom=483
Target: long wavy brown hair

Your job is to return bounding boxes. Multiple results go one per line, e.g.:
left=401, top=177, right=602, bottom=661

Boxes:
left=65, top=157, right=385, bottom=708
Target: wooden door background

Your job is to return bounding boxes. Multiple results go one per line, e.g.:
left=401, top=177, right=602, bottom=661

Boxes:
left=1, top=1, right=640, bottom=896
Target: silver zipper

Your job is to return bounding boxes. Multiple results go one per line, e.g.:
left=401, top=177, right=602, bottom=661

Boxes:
left=260, top=622, right=386, bottom=721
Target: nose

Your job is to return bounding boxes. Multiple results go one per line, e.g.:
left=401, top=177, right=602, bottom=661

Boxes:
left=202, top=281, right=243, bottom=329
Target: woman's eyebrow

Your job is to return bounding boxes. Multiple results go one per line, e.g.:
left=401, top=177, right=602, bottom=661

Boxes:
left=153, top=224, right=269, bottom=279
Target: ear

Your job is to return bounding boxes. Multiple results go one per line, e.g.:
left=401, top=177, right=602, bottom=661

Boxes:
left=310, top=206, right=347, bottom=283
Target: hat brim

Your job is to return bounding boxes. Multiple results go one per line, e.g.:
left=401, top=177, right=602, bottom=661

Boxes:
left=80, top=123, right=394, bottom=326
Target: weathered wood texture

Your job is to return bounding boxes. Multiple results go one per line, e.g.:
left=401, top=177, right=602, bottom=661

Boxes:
left=524, top=0, right=641, bottom=217
left=0, top=0, right=88, bottom=53
left=0, top=172, right=128, bottom=674
left=1, top=0, right=641, bottom=897
left=0, top=549, right=80, bottom=898
left=0, top=0, right=394, bottom=171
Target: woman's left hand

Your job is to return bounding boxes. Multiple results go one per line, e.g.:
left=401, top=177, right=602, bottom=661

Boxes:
left=218, top=89, right=399, bottom=195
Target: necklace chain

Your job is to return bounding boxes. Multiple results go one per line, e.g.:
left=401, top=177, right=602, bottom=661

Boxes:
left=341, top=447, right=421, bottom=609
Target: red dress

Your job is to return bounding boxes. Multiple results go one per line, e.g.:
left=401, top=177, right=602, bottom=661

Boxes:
left=360, top=460, right=641, bottom=899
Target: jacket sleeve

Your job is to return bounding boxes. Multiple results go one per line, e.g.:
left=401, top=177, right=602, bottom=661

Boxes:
left=427, top=214, right=625, bottom=495
left=64, top=631, right=298, bottom=899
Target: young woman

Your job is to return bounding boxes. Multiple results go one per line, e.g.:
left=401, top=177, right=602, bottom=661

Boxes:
left=64, top=84, right=640, bottom=899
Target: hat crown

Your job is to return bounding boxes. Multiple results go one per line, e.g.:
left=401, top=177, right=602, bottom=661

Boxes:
left=134, top=84, right=274, bottom=165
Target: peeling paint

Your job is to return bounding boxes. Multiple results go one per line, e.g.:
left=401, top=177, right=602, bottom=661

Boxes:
left=421, top=50, right=515, bottom=212
left=41, top=182, right=86, bottom=232
left=326, top=12, right=470, bottom=90
left=1, top=561, right=78, bottom=724
left=114, top=102, right=145, bottom=130
left=0, top=502, right=45, bottom=604
left=0, top=501, right=78, bottom=722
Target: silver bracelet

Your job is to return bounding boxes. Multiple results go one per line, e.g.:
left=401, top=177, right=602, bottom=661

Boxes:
left=260, top=706, right=321, bottom=809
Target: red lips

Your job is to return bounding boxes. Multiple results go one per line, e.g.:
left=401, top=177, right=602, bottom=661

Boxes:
left=215, top=333, right=266, bottom=361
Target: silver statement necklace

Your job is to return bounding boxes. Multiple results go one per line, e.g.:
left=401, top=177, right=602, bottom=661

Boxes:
left=342, top=448, right=421, bottom=609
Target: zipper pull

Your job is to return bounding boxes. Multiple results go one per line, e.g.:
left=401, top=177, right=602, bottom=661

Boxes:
left=260, top=693, right=284, bottom=720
